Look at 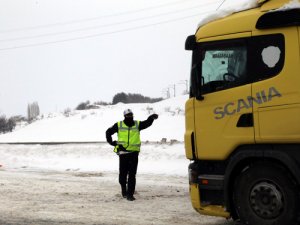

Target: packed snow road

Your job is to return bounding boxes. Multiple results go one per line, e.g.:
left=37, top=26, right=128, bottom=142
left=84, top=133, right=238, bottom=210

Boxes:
left=0, top=143, right=234, bottom=225
left=0, top=169, right=234, bottom=225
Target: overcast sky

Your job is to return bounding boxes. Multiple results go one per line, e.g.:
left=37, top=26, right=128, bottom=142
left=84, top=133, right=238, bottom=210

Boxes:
left=0, top=0, right=247, bottom=117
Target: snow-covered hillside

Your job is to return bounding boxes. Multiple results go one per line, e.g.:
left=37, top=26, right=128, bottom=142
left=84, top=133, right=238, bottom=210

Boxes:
left=0, top=95, right=189, bottom=176
left=0, top=95, right=188, bottom=143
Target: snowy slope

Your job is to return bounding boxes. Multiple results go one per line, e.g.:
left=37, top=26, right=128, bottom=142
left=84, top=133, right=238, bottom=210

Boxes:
left=0, top=142, right=188, bottom=176
left=0, top=95, right=188, bottom=143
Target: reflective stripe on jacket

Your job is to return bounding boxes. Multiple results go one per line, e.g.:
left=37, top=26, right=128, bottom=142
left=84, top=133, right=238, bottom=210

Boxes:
left=116, top=120, right=141, bottom=152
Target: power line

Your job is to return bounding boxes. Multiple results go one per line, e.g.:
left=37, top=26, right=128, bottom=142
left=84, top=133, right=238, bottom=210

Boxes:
left=0, top=0, right=221, bottom=34
left=0, top=1, right=220, bottom=43
left=0, top=9, right=215, bottom=51
left=216, top=0, right=227, bottom=10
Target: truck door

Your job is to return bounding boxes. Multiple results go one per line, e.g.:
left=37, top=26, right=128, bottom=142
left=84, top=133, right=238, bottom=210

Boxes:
left=251, top=29, right=300, bottom=142
left=193, top=34, right=255, bottom=160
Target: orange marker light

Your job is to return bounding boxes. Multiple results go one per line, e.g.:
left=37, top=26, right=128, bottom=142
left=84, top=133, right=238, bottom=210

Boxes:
left=201, top=179, right=209, bottom=185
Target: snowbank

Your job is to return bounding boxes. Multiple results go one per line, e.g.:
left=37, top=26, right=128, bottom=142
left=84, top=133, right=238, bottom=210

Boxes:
left=0, top=95, right=188, bottom=143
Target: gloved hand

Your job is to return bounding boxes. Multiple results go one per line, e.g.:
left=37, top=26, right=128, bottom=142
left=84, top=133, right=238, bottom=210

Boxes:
left=115, top=145, right=128, bottom=155
left=118, top=145, right=126, bottom=151
left=111, top=141, right=118, bottom=146
left=150, top=114, right=159, bottom=120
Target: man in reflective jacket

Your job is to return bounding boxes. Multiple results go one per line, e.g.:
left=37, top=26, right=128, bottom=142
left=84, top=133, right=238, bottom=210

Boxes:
left=106, top=109, right=158, bottom=201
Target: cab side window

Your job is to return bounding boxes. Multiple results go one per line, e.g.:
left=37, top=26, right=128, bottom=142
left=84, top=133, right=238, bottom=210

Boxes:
left=198, top=34, right=284, bottom=95
left=200, top=40, right=248, bottom=95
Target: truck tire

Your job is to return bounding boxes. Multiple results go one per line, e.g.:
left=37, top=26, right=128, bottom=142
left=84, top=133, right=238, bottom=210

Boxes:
left=233, top=162, right=299, bottom=225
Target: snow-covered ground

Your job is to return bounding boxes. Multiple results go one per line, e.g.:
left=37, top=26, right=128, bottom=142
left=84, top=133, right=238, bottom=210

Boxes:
left=0, top=143, right=188, bottom=176
left=0, top=169, right=234, bottom=225
left=0, top=96, right=235, bottom=224
left=0, top=142, right=235, bottom=225
left=0, top=95, right=189, bottom=175
left=0, top=95, right=187, bottom=143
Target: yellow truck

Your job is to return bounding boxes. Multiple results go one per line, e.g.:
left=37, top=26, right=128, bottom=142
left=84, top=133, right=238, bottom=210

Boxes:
left=184, top=0, right=300, bottom=224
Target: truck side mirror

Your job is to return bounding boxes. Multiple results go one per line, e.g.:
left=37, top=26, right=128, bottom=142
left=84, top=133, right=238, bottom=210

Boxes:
left=185, top=35, right=196, bottom=51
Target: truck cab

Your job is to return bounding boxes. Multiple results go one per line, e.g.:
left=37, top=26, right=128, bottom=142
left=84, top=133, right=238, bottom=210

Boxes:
left=185, top=0, right=300, bottom=224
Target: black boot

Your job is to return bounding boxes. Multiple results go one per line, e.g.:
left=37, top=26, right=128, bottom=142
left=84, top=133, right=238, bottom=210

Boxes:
left=122, top=191, right=127, bottom=198
left=127, top=195, right=135, bottom=201
left=121, top=186, right=127, bottom=198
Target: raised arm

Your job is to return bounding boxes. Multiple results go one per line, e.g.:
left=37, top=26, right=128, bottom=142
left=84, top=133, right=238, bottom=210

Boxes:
left=139, top=114, right=158, bottom=131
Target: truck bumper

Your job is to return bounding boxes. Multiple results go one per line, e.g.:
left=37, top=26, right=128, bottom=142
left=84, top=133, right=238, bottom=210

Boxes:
left=189, top=184, right=230, bottom=218
left=188, top=163, right=230, bottom=218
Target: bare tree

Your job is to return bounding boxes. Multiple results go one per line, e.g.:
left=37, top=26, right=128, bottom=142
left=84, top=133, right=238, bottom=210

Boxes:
left=0, top=115, right=16, bottom=133
left=0, top=115, right=7, bottom=133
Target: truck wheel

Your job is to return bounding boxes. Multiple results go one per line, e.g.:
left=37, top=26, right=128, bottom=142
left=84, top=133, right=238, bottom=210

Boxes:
left=233, top=163, right=299, bottom=225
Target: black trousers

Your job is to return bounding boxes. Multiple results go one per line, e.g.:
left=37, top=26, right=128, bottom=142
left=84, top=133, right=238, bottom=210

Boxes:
left=119, top=152, right=139, bottom=197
